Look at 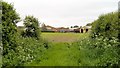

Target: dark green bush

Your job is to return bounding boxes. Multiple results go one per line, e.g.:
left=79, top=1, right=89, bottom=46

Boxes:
left=90, top=12, right=120, bottom=66
left=2, top=1, right=20, bottom=55
left=22, top=16, right=41, bottom=40
left=91, top=12, right=119, bottom=40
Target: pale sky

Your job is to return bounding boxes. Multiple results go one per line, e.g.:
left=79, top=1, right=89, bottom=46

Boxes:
left=4, top=0, right=119, bottom=27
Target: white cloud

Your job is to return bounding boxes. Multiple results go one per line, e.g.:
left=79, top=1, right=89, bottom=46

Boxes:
left=4, top=0, right=119, bottom=27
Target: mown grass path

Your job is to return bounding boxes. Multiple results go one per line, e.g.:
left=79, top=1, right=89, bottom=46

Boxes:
left=26, top=42, right=80, bottom=66
left=26, top=33, right=89, bottom=66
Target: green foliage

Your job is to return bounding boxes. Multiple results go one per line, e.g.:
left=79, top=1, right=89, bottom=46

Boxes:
left=118, top=10, right=120, bottom=42
left=0, top=1, right=2, bottom=20
left=76, top=12, right=120, bottom=66
left=25, top=42, right=80, bottom=66
left=2, top=1, right=20, bottom=55
left=1, top=1, right=120, bottom=67
left=0, top=24, right=1, bottom=43
left=89, top=12, right=120, bottom=66
left=3, top=34, right=48, bottom=67
left=22, top=16, right=40, bottom=40
left=2, top=2, right=48, bottom=67
left=76, top=37, right=119, bottom=66
left=91, top=12, right=119, bottom=40
left=0, top=1, right=2, bottom=43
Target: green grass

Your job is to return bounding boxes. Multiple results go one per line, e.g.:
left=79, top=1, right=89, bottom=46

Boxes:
left=25, top=33, right=89, bottom=66
left=41, top=32, right=89, bottom=43
left=24, top=32, right=120, bottom=66
left=25, top=42, right=80, bottom=66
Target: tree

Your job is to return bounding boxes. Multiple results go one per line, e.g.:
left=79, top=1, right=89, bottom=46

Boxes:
left=74, top=25, right=79, bottom=28
left=22, top=16, right=40, bottom=39
left=70, top=26, right=73, bottom=28
left=2, top=1, right=20, bottom=55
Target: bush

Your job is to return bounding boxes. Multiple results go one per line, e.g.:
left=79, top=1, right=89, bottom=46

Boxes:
left=2, top=1, right=20, bottom=55
left=22, top=16, right=41, bottom=40
left=2, top=33, right=49, bottom=67
left=91, top=12, right=119, bottom=40
left=77, top=37, right=119, bottom=66
left=2, top=2, right=49, bottom=67
left=77, top=12, right=120, bottom=66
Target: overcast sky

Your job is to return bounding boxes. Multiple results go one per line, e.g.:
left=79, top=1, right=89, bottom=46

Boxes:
left=4, top=0, right=119, bottom=27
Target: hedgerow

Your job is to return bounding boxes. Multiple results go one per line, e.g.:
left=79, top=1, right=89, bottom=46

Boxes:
left=77, top=37, right=119, bottom=66
left=3, top=34, right=49, bottom=67
left=90, top=12, right=119, bottom=40
left=77, top=12, right=120, bottom=66
left=2, top=1, right=49, bottom=67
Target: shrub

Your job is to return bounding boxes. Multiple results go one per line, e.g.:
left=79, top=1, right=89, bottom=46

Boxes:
left=91, top=12, right=119, bottom=40
left=2, top=1, right=20, bottom=55
left=77, top=37, right=119, bottom=66
left=2, top=2, right=49, bottom=67
left=22, top=16, right=41, bottom=40
left=77, top=12, right=120, bottom=66
left=2, top=33, right=49, bottom=67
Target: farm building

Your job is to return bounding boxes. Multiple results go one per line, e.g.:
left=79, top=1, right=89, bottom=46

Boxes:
left=41, top=23, right=92, bottom=33
left=41, top=23, right=70, bottom=32
left=46, top=25, right=58, bottom=32
left=82, top=26, right=92, bottom=33
left=69, top=25, right=91, bottom=33
left=69, top=26, right=79, bottom=32
left=41, top=24, right=57, bottom=32
left=57, top=27, right=70, bottom=33
left=74, top=28, right=81, bottom=33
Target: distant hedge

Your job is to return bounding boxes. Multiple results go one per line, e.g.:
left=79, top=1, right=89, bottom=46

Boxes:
left=91, top=12, right=119, bottom=40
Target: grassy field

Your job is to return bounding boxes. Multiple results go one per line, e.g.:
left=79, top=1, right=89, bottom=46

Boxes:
left=26, top=42, right=80, bottom=66
left=25, top=32, right=119, bottom=66
left=41, top=32, right=89, bottom=43
left=25, top=33, right=89, bottom=66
